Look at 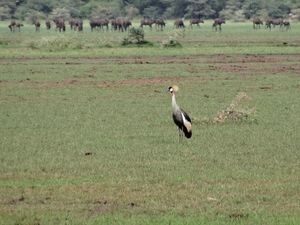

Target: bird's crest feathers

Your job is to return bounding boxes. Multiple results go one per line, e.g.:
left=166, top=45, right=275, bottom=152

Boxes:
left=171, top=85, right=179, bottom=92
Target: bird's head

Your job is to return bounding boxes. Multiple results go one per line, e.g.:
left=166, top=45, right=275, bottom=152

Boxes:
left=168, top=85, right=179, bottom=96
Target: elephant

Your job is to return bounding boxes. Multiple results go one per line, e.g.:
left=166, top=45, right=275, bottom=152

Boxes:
left=69, top=19, right=77, bottom=30
left=174, top=19, right=185, bottom=28
left=45, top=19, right=51, bottom=30
left=53, top=18, right=65, bottom=32
left=34, top=21, right=40, bottom=32
left=89, top=19, right=100, bottom=31
left=212, top=18, right=225, bottom=31
left=116, top=18, right=132, bottom=32
left=8, top=20, right=16, bottom=32
left=265, top=19, right=273, bottom=29
left=253, top=18, right=263, bottom=29
left=111, top=19, right=117, bottom=31
left=283, top=21, right=291, bottom=30
left=154, top=19, right=165, bottom=31
left=140, top=18, right=155, bottom=30
left=15, top=22, right=23, bottom=32
left=76, top=19, right=83, bottom=32
left=8, top=20, right=23, bottom=32
left=98, top=19, right=109, bottom=31
left=90, top=19, right=109, bottom=31
left=189, top=18, right=204, bottom=28
left=272, top=18, right=283, bottom=28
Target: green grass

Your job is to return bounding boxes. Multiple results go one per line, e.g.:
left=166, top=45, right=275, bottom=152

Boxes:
left=0, top=20, right=300, bottom=224
left=0, top=20, right=300, bottom=56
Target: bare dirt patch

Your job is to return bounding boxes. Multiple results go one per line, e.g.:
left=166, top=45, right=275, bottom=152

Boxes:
left=1, top=54, right=300, bottom=87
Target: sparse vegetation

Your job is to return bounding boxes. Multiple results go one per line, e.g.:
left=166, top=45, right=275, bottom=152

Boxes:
left=24, top=34, right=118, bottom=51
left=161, top=28, right=184, bottom=48
left=24, top=35, right=85, bottom=51
left=0, top=38, right=9, bottom=45
left=214, top=92, right=256, bottom=123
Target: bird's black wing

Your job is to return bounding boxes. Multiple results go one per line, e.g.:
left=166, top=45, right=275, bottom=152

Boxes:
left=181, top=108, right=191, bottom=123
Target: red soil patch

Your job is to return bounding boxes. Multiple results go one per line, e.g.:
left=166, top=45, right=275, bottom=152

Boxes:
left=1, top=54, right=300, bottom=87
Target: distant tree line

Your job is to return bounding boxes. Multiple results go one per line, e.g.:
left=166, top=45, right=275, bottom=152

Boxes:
left=0, top=0, right=299, bottom=23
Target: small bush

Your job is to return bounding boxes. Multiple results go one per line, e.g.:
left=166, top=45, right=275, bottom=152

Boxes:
left=121, top=37, right=132, bottom=45
left=0, top=39, right=9, bottom=46
left=161, top=29, right=185, bottom=48
left=121, top=27, right=153, bottom=46
left=125, top=27, right=144, bottom=44
left=129, top=28, right=145, bottom=43
left=214, top=92, right=256, bottom=123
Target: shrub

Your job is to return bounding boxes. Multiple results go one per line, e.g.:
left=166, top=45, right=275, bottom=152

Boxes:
left=121, top=27, right=153, bottom=46
left=214, top=92, right=256, bottom=123
left=234, top=10, right=246, bottom=22
left=128, top=27, right=144, bottom=43
left=0, top=39, right=9, bottom=46
left=125, top=6, right=139, bottom=20
left=161, top=29, right=184, bottom=48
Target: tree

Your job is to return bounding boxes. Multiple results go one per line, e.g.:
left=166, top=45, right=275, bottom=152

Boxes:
left=79, top=2, right=98, bottom=18
left=0, top=0, right=298, bottom=21
left=289, top=8, right=300, bottom=21
left=143, top=6, right=164, bottom=18
left=234, top=10, right=246, bottom=22
left=168, top=0, right=190, bottom=18
left=0, top=6, right=11, bottom=20
left=63, top=0, right=86, bottom=18
left=125, top=6, right=139, bottom=20
left=14, top=6, right=29, bottom=21
left=184, top=0, right=216, bottom=18
left=24, top=0, right=55, bottom=14
left=90, top=6, right=122, bottom=19
left=225, top=0, right=243, bottom=11
left=0, top=0, right=18, bottom=19
left=209, top=0, right=227, bottom=17
left=242, top=0, right=262, bottom=19
left=50, top=7, right=71, bottom=20
left=24, top=9, right=47, bottom=24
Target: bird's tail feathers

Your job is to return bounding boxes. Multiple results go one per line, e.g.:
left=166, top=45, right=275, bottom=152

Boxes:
left=182, top=113, right=192, bottom=138
left=183, top=128, right=192, bottom=138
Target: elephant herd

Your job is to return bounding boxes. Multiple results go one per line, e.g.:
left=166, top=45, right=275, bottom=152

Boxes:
left=7, top=17, right=206, bottom=33
left=253, top=18, right=291, bottom=30
left=94, top=18, right=132, bottom=32
left=8, top=18, right=80, bottom=32
left=90, top=18, right=165, bottom=32
left=7, top=17, right=291, bottom=33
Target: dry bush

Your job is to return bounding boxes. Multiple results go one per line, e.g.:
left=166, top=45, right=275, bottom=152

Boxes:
left=214, top=92, right=256, bottom=123
left=161, top=28, right=185, bottom=48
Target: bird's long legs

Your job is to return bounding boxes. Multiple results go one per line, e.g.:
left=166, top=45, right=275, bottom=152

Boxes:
left=178, top=127, right=183, bottom=142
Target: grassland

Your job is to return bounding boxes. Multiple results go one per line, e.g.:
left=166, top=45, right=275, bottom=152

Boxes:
left=0, top=20, right=299, bottom=224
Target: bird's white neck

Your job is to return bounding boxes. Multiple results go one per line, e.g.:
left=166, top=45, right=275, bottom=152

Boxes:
left=171, top=93, right=180, bottom=111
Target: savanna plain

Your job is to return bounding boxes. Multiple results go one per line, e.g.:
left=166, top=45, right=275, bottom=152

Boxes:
left=0, top=20, right=299, bottom=224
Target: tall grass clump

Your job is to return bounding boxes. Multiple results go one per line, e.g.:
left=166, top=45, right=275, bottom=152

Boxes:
left=24, top=35, right=87, bottom=51
left=161, top=28, right=185, bottom=48
left=0, top=38, right=9, bottom=46
left=214, top=92, right=256, bottom=123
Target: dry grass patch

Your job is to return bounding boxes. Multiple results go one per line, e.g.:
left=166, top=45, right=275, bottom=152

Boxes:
left=214, top=92, right=256, bottom=123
